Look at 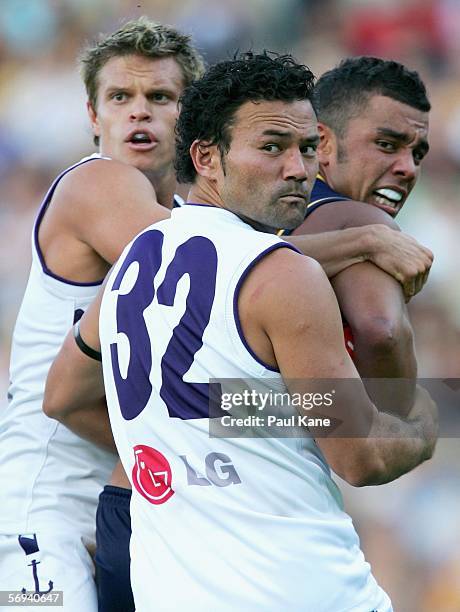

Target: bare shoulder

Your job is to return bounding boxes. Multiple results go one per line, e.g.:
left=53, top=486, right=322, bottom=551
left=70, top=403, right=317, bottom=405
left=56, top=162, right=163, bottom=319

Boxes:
left=53, top=158, right=156, bottom=211
left=40, top=157, right=167, bottom=269
left=294, top=199, right=400, bottom=234
left=243, top=246, right=331, bottom=313
left=238, top=244, right=342, bottom=370
left=255, top=245, right=323, bottom=281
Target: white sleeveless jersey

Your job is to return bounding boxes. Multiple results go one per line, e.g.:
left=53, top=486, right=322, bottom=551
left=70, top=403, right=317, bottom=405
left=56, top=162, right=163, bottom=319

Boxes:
left=0, top=154, right=116, bottom=539
left=101, top=205, right=391, bottom=612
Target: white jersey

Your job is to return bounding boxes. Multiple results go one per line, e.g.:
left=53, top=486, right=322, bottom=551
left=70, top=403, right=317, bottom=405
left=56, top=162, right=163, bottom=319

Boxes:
left=0, top=155, right=116, bottom=540
left=101, top=204, right=391, bottom=612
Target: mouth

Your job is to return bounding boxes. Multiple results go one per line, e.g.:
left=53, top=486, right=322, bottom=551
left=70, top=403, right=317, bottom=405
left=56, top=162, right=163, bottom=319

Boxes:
left=371, top=187, right=406, bottom=216
left=125, top=129, right=157, bottom=151
left=279, top=193, right=307, bottom=203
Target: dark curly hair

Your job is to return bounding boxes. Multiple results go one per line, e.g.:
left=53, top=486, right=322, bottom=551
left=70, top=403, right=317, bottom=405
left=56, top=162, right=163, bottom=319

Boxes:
left=175, top=51, right=315, bottom=184
left=313, top=56, right=430, bottom=138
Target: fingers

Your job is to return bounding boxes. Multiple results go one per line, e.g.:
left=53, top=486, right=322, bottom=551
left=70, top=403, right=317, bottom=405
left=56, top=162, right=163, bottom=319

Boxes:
left=403, top=278, right=416, bottom=303
left=407, top=252, right=433, bottom=300
left=403, top=268, right=430, bottom=302
left=421, top=267, right=430, bottom=287
left=370, top=227, right=433, bottom=298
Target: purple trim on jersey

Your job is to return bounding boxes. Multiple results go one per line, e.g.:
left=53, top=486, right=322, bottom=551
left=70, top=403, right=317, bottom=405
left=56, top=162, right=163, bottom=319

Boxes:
left=305, top=196, right=349, bottom=217
left=18, top=534, right=39, bottom=556
left=305, top=176, right=350, bottom=218
left=34, top=157, right=104, bottom=287
left=233, top=242, right=301, bottom=373
left=172, top=195, right=184, bottom=208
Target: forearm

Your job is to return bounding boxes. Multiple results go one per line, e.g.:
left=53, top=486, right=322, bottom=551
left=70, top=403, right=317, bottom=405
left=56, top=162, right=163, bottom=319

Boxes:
left=312, top=382, right=437, bottom=487
left=57, top=398, right=116, bottom=453
left=288, top=220, right=433, bottom=300
left=44, top=328, right=110, bottom=449
left=285, top=227, right=368, bottom=278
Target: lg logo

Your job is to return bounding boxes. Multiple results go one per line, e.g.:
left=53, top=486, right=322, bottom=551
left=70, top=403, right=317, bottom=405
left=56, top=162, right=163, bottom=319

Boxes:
left=180, top=453, right=241, bottom=487
left=132, top=445, right=175, bottom=505
left=132, top=445, right=241, bottom=506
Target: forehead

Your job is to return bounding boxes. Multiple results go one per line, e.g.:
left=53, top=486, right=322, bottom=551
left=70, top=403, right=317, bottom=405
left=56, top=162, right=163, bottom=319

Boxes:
left=97, top=54, right=185, bottom=92
left=232, top=99, right=317, bottom=137
left=357, top=94, right=429, bottom=139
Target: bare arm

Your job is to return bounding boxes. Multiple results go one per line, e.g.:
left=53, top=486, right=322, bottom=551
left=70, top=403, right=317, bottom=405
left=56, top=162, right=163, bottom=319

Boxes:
left=43, top=286, right=115, bottom=452
left=240, top=248, right=437, bottom=486
left=286, top=221, right=433, bottom=300
left=294, top=200, right=418, bottom=416
left=42, top=160, right=170, bottom=450
left=39, top=159, right=170, bottom=281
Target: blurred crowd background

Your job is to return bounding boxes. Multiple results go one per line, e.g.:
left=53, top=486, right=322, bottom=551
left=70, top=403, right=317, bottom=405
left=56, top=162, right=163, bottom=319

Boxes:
left=0, top=0, right=459, bottom=609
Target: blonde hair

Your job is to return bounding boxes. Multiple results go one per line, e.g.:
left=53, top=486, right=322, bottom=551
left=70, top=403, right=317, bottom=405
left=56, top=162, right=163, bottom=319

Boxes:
left=79, top=17, right=205, bottom=109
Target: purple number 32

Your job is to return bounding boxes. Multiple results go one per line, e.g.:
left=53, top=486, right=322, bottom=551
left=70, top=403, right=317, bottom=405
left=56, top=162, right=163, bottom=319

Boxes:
left=110, top=229, right=218, bottom=421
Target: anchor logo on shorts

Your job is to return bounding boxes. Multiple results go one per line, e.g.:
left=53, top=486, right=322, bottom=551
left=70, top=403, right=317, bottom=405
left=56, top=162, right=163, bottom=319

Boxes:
left=21, top=559, right=54, bottom=595
left=18, top=534, right=54, bottom=595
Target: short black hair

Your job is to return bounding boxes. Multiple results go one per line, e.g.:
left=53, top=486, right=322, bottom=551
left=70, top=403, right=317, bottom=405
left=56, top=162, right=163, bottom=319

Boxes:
left=313, top=56, right=431, bottom=137
left=175, top=51, right=315, bottom=184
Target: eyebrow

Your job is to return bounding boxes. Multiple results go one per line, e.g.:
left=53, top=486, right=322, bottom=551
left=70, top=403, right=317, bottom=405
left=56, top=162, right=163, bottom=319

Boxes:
left=105, top=85, right=130, bottom=93
left=261, top=129, right=320, bottom=144
left=376, top=127, right=429, bottom=153
left=105, top=83, right=177, bottom=93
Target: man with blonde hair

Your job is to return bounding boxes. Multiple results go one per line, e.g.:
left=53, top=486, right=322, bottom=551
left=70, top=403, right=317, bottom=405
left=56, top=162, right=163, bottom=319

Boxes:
left=0, top=17, right=204, bottom=611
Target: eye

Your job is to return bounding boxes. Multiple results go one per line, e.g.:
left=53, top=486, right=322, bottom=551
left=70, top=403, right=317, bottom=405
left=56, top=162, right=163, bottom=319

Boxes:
left=413, top=149, right=426, bottom=164
left=301, top=144, right=317, bottom=157
left=111, top=92, right=128, bottom=103
left=262, top=143, right=281, bottom=153
left=376, top=140, right=396, bottom=152
left=151, top=92, right=170, bottom=104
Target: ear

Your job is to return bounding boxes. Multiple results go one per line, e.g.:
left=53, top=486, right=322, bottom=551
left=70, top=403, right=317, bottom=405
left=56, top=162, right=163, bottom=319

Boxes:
left=317, top=123, right=335, bottom=166
left=87, top=101, right=100, bottom=139
left=189, top=140, right=222, bottom=180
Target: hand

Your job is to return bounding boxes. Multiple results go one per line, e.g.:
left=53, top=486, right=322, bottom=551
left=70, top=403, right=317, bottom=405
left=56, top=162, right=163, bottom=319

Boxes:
left=366, top=225, right=433, bottom=301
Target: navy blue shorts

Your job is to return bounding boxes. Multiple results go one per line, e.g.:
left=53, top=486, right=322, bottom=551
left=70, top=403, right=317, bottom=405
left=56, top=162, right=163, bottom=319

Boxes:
left=95, top=485, right=133, bottom=612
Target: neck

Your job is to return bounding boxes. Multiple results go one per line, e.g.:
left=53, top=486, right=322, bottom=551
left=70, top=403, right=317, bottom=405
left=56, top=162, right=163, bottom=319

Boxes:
left=236, top=214, right=277, bottom=233
left=188, top=180, right=224, bottom=208
left=188, top=180, right=276, bottom=234
left=317, top=165, right=328, bottom=183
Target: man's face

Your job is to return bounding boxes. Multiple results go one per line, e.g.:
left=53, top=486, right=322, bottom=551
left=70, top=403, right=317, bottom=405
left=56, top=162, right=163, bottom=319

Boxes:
left=320, top=94, right=429, bottom=216
left=215, top=99, right=319, bottom=232
left=87, top=54, right=184, bottom=175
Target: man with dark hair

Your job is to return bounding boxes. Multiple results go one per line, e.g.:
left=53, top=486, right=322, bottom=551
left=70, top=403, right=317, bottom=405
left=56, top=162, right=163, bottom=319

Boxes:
left=91, top=49, right=433, bottom=611
left=45, top=52, right=437, bottom=612
left=288, top=56, right=431, bottom=414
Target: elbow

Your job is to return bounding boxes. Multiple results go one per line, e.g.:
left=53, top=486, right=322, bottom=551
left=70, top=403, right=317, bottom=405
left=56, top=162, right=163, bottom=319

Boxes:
left=334, top=445, right=388, bottom=487
left=344, top=462, right=387, bottom=488
left=355, top=315, right=412, bottom=355
left=43, top=389, right=67, bottom=422
left=43, top=400, right=60, bottom=421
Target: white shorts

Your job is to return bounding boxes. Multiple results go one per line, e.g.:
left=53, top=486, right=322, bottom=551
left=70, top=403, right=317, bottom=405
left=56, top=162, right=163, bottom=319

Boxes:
left=0, top=530, right=97, bottom=611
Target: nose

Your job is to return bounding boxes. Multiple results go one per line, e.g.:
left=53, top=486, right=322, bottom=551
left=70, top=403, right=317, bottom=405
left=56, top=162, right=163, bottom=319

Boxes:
left=129, top=96, right=152, bottom=122
left=391, top=150, right=418, bottom=182
left=282, top=149, right=308, bottom=182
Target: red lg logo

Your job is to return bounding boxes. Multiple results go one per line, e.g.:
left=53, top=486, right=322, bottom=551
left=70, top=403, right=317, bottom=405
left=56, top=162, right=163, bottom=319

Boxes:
left=132, top=445, right=175, bottom=505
